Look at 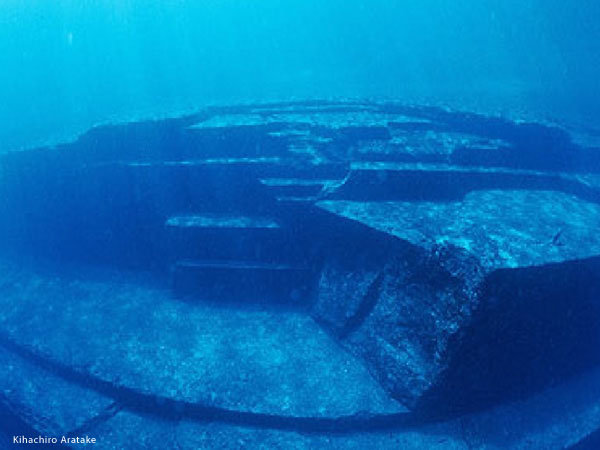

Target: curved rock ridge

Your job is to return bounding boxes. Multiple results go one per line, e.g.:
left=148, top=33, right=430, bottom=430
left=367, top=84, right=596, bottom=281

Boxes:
left=0, top=262, right=404, bottom=420
left=3, top=316, right=600, bottom=449
left=5, top=331, right=600, bottom=449
left=81, top=365, right=600, bottom=449
left=0, top=332, right=411, bottom=433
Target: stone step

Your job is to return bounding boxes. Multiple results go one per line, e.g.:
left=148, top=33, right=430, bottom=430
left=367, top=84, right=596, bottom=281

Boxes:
left=171, top=259, right=312, bottom=303
left=328, top=163, right=600, bottom=203
left=165, top=214, right=297, bottom=263
left=0, top=261, right=404, bottom=420
left=74, top=160, right=349, bottom=219
left=260, top=176, right=349, bottom=217
left=276, top=195, right=320, bottom=203
left=82, top=158, right=350, bottom=180
left=259, top=177, right=337, bottom=199
left=166, top=215, right=281, bottom=229
left=319, top=189, right=600, bottom=271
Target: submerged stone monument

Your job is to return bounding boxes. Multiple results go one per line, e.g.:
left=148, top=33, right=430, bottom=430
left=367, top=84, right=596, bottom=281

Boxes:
left=1, top=101, right=600, bottom=446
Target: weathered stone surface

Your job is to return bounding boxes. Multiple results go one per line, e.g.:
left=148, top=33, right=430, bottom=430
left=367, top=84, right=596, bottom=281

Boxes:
left=88, top=412, right=467, bottom=450
left=74, top=365, right=600, bottom=449
left=0, top=345, right=114, bottom=437
left=312, top=262, right=381, bottom=335
left=189, top=106, right=404, bottom=131
left=314, top=190, right=600, bottom=412
left=85, top=402, right=460, bottom=449
left=352, top=129, right=510, bottom=160
left=319, top=190, right=600, bottom=270
left=0, top=261, right=403, bottom=419
left=315, top=248, right=481, bottom=410
left=338, top=163, right=600, bottom=204
left=166, top=215, right=280, bottom=229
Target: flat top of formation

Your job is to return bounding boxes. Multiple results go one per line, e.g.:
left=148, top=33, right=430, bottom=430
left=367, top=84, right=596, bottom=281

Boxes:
left=319, top=190, right=600, bottom=270
left=183, top=100, right=600, bottom=272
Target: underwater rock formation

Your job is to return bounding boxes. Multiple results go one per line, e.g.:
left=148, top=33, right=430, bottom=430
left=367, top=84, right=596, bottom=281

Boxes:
left=314, top=190, right=600, bottom=412
left=1, top=101, right=600, bottom=446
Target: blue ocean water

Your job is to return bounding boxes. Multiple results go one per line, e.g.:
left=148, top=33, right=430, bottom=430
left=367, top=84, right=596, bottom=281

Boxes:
left=1, top=0, right=599, bottom=152
left=1, top=2, right=600, bottom=449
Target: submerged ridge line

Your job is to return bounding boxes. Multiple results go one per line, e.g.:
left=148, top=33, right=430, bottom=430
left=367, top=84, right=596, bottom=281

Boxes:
left=0, top=331, right=415, bottom=434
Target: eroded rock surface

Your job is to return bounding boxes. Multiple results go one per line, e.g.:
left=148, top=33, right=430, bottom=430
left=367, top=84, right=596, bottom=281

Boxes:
left=0, top=262, right=403, bottom=420
left=1, top=101, right=600, bottom=446
left=314, top=190, right=600, bottom=411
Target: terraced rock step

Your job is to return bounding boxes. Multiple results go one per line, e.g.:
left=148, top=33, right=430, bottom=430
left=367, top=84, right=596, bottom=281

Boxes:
left=166, top=214, right=288, bottom=263
left=320, top=190, right=600, bottom=270
left=166, top=215, right=280, bottom=229
left=259, top=178, right=334, bottom=199
left=188, top=109, right=403, bottom=130
left=0, top=262, right=403, bottom=420
left=82, top=159, right=350, bottom=184
left=171, top=259, right=312, bottom=303
left=275, top=195, right=320, bottom=205
left=330, top=163, right=600, bottom=203
left=313, top=189, right=600, bottom=412
left=259, top=177, right=349, bottom=214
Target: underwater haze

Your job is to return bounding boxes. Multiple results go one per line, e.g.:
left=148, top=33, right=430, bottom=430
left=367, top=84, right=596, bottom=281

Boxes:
left=2, top=2, right=600, bottom=449
left=1, top=0, right=600, bottom=152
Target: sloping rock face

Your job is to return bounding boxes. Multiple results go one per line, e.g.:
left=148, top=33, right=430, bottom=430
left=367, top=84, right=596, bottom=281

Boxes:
left=314, top=190, right=600, bottom=412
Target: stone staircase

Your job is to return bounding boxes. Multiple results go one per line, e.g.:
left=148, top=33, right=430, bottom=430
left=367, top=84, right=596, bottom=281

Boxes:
left=154, top=129, right=350, bottom=304
left=165, top=213, right=312, bottom=303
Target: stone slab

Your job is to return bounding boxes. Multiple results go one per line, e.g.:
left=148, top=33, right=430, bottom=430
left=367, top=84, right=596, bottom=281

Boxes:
left=80, top=365, right=600, bottom=449
left=319, top=190, right=600, bottom=270
left=0, top=345, right=114, bottom=437
left=313, top=190, right=600, bottom=411
left=0, top=261, right=404, bottom=419
left=166, top=215, right=280, bottom=229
